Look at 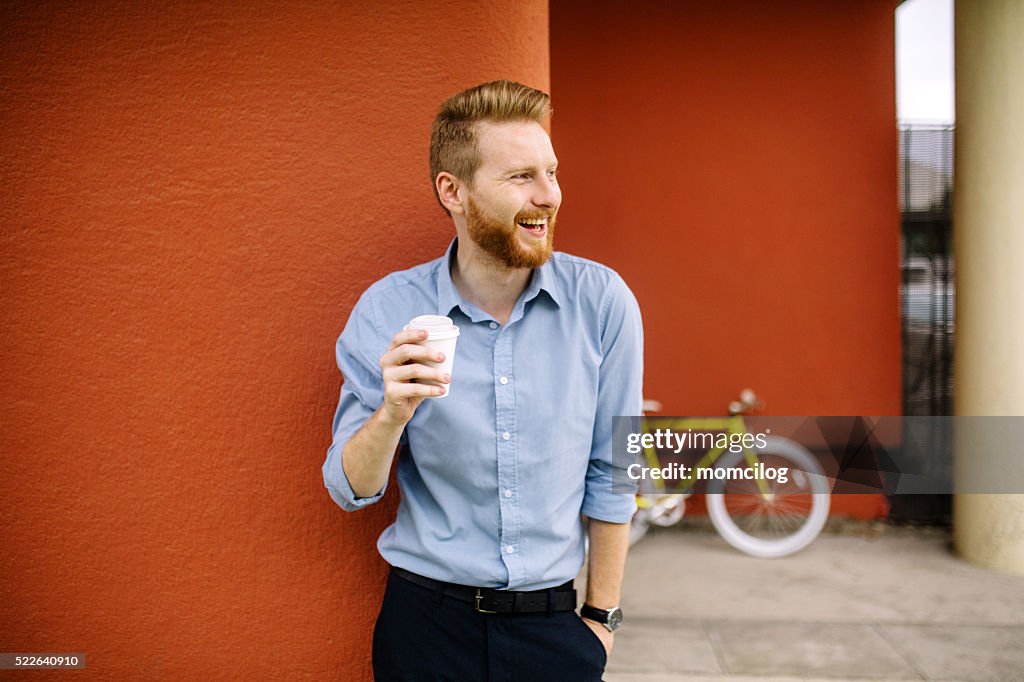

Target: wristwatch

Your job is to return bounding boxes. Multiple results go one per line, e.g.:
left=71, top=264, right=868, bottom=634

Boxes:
left=580, top=603, right=623, bottom=632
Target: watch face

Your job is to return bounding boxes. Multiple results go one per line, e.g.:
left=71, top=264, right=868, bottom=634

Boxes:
left=607, top=607, right=623, bottom=631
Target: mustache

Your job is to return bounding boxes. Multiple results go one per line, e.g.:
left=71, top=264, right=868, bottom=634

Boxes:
left=514, top=211, right=556, bottom=222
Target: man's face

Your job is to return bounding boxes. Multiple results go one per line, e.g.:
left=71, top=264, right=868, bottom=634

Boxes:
left=462, top=120, right=561, bottom=269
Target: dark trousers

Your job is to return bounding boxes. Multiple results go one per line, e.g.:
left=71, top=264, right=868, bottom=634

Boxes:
left=372, top=571, right=607, bottom=681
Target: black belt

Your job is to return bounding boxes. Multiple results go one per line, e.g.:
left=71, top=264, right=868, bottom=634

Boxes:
left=391, top=566, right=577, bottom=615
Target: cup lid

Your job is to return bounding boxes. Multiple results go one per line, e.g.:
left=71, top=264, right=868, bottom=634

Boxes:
left=408, top=315, right=454, bottom=328
left=405, top=314, right=459, bottom=338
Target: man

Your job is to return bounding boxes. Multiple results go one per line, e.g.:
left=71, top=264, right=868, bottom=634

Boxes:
left=323, top=80, right=643, bottom=681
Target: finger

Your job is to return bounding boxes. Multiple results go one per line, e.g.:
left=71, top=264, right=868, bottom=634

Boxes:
left=385, top=343, right=444, bottom=368
left=387, top=329, right=428, bottom=352
left=386, top=364, right=450, bottom=385
left=388, top=381, right=446, bottom=400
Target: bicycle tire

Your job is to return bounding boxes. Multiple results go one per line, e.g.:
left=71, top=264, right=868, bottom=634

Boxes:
left=630, top=466, right=687, bottom=545
left=628, top=511, right=651, bottom=546
left=705, top=436, right=830, bottom=558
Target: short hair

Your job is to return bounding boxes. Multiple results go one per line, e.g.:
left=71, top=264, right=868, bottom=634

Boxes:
left=430, top=80, right=551, bottom=214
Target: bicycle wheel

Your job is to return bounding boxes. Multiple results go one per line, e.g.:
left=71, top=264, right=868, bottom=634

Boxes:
left=705, top=436, right=830, bottom=558
left=630, top=465, right=687, bottom=545
left=629, top=509, right=651, bottom=546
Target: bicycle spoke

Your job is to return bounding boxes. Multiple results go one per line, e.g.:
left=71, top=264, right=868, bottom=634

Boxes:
left=719, top=482, right=820, bottom=539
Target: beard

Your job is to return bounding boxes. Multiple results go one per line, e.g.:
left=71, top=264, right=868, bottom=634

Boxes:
left=465, top=194, right=556, bottom=269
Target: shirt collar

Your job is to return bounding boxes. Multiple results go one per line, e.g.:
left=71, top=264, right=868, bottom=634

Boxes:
left=436, top=238, right=562, bottom=321
left=436, top=238, right=464, bottom=319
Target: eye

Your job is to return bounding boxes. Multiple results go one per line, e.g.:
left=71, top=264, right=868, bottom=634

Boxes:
left=547, top=169, right=558, bottom=179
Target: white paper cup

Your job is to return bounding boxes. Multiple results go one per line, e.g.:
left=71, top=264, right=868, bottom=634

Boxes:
left=404, top=315, right=460, bottom=398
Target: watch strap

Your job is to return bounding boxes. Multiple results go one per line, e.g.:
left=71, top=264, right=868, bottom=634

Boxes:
left=580, top=603, right=612, bottom=623
left=580, top=603, right=622, bottom=631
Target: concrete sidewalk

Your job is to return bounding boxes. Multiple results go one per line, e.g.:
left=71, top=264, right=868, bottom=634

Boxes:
left=602, top=525, right=1024, bottom=682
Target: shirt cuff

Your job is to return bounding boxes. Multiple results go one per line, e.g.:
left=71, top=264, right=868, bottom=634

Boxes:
left=581, top=492, right=638, bottom=524
left=323, top=450, right=387, bottom=512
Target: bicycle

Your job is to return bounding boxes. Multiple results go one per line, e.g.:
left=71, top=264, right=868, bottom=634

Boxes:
left=629, top=389, right=831, bottom=558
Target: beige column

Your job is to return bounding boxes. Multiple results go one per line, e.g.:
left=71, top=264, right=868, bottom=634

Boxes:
left=952, top=0, right=1024, bottom=575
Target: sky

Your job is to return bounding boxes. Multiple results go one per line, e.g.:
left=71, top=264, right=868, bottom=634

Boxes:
left=896, top=0, right=955, bottom=123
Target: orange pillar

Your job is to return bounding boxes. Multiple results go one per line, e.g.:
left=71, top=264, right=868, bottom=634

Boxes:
left=0, top=2, right=548, bottom=678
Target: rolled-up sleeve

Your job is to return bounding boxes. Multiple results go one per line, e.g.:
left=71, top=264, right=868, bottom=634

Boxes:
left=322, top=292, right=389, bottom=512
left=581, top=273, right=643, bottom=523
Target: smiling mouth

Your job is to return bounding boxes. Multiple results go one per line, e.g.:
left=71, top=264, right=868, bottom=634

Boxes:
left=517, top=217, right=548, bottom=236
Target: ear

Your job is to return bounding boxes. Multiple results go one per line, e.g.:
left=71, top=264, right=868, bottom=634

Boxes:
left=436, top=172, right=467, bottom=216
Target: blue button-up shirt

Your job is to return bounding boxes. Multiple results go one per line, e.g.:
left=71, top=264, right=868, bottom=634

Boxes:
left=323, top=238, right=642, bottom=590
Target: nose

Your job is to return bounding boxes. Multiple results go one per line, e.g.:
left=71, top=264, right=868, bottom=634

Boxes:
left=533, top=174, right=560, bottom=209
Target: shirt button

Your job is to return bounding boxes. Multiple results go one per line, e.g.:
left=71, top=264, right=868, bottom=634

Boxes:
left=489, top=322, right=498, bottom=329
left=503, top=489, right=512, bottom=498
left=499, top=376, right=509, bottom=385
left=502, top=432, right=511, bottom=441
left=504, top=545, right=515, bottom=553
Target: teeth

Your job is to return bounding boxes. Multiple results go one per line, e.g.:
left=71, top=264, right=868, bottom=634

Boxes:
left=519, top=218, right=547, bottom=226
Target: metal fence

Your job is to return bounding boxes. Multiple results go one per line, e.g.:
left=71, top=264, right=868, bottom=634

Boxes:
left=899, top=124, right=954, bottom=417
left=894, top=124, right=954, bottom=524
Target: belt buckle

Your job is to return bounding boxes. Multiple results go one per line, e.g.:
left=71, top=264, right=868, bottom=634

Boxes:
left=474, top=588, right=498, bottom=614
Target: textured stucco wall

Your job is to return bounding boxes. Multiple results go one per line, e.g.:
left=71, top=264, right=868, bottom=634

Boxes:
left=550, top=0, right=900, bottom=519
left=0, top=1, right=548, bottom=678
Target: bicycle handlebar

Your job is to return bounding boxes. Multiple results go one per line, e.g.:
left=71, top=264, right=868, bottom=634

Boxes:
left=729, top=388, right=764, bottom=415
left=642, top=389, right=764, bottom=416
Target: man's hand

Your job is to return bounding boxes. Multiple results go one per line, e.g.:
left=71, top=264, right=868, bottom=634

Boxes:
left=339, top=328, right=450, bottom=498
left=379, top=329, right=451, bottom=426
left=582, top=616, right=614, bottom=657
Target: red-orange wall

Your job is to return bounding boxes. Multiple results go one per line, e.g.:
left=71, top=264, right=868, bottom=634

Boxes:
left=0, top=2, right=548, bottom=679
left=550, top=0, right=900, bottom=518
